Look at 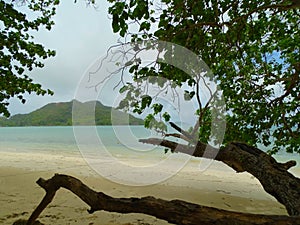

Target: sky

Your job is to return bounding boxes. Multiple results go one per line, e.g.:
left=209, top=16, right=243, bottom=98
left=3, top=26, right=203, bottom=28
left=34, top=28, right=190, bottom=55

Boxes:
left=6, top=1, right=221, bottom=129
left=8, top=0, right=119, bottom=115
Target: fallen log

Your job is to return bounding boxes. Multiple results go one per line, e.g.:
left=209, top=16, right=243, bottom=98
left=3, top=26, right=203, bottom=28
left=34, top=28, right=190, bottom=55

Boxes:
left=25, top=174, right=300, bottom=225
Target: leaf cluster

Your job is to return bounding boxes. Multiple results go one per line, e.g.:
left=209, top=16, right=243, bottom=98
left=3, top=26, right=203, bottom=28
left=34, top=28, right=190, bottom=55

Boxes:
left=0, top=0, right=58, bottom=117
left=107, top=0, right=299, bottom=153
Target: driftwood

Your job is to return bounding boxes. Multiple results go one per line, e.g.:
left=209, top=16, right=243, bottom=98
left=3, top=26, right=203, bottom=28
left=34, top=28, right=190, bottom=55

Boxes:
left=25, top=174, right=300, bottom=225
left=13, top=219, right=44, bottom=225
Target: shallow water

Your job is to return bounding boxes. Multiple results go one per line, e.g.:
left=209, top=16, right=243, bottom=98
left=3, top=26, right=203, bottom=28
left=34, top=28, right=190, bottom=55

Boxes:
left=0, top=126, right=299, bottom=175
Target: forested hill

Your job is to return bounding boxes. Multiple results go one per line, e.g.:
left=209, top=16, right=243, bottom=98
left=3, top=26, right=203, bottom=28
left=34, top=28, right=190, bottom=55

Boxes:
left=0, top=100, right=144, bottom=126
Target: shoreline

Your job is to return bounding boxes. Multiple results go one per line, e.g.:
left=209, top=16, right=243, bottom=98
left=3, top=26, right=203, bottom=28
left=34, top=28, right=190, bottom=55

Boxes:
left=0, top=150, right=292, bottom=225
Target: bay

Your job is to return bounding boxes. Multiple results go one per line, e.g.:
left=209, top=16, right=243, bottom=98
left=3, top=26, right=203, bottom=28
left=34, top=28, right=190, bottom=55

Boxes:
left=0, top=126, right=159, bottom=156
left=0, top=126, right=299, bottom=170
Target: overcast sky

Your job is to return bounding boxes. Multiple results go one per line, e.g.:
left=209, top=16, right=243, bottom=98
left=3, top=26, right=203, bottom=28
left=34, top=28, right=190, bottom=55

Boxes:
left=8, top=1, right=118, bottom=115
left=7, top=1, right=217, bottom=129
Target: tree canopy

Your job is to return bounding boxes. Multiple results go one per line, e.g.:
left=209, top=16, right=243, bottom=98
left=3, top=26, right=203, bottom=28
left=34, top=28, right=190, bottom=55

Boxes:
left=106, top=0, right=300, bottom=154
left=0, top=0, right=58, bottom=117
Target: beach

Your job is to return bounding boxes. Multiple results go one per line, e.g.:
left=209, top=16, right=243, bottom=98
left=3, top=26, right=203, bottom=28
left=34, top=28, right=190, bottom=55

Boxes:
left=1, top=149, right=297, bottom=225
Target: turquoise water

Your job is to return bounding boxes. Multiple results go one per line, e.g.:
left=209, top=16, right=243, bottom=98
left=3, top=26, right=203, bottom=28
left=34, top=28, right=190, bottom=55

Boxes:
left=0, top=126, right=166, bottom=159
left=0, top=126, right=78, bottom=155
left=0, top=126, right=299, bottom=166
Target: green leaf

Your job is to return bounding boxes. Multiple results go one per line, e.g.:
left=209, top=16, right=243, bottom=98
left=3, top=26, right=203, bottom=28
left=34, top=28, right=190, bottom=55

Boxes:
left=141, top=95, right=152, bottom=109
left=107, top=0, right=300, bottom=154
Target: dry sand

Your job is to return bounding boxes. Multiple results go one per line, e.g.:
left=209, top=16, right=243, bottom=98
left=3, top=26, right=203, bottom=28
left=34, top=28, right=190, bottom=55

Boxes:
left=1, top=151, right=297, bottom=225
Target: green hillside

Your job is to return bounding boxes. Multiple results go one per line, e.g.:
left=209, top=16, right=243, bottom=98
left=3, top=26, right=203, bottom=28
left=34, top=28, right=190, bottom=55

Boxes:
left=0, top=100, right=144, bottom=126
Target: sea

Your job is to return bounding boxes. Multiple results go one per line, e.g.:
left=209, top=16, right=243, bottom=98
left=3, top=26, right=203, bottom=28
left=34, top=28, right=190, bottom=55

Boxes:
left=0, top=126, right=189, bottom=185
left=0, top=126, right=156, bottom=156
left=0, top=126, right=298, bottom=157
left=0, top=126, right=299, bottom=185
left=0, top=126, right=171, bottom=166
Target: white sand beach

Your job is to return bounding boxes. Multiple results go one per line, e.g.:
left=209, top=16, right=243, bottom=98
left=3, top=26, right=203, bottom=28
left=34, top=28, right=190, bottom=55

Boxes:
left=1, top=150, right=297, bottom=225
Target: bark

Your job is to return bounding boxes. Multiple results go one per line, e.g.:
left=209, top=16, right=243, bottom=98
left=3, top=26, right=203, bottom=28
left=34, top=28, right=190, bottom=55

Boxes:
left=139, top=138, right=300, bottom=216
left=13, top=219, right=44, bottom=225
left=25, top=174, right=300, bottom=225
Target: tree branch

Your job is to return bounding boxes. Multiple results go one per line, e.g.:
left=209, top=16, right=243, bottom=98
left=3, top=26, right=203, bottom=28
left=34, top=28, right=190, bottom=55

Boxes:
left=164, top=133, right=192, bottom=142
left=169, top=122, right=195, bottom=142
left=139, top=138, right=300, bottom=216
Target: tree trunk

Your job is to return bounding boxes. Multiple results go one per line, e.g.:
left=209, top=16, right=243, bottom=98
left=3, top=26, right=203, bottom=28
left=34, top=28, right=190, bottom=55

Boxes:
left=25, top=174, right=300, bottom=225
left=139, top=139, right=300, bottom=216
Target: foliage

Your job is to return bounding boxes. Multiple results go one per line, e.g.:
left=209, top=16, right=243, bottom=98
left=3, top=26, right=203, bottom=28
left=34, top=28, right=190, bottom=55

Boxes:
left=107, top=0, right=300, bottom=154
left=0, top=0, right=58, bottom=117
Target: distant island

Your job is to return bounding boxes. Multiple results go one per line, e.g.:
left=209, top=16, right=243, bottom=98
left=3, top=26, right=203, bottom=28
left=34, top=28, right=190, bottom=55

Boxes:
left=0, top=100, right=144, bottom=126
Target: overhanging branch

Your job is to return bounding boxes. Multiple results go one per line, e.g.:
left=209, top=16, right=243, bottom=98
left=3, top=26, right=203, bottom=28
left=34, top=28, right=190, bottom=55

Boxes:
left=139, top=138, right=300, bottom=216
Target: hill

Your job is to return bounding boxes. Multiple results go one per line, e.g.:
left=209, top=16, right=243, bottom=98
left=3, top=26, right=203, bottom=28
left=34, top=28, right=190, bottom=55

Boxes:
left=0, top=100, right=144, bottom=126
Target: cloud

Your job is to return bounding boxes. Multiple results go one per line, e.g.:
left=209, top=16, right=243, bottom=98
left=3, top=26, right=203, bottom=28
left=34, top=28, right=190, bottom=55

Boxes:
left=8, top=1, right=118, bottom=115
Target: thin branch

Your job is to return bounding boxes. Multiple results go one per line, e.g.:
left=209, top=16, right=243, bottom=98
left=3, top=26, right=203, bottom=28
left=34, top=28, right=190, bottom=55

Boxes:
left=164, top=133, right=191, bottom=142
left=169, top=122, right=195, bottom=142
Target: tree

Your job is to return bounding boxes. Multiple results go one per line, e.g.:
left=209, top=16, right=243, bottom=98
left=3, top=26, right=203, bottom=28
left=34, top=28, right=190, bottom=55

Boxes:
left=13, top=0, right=300, bottom=224
left=0, top=0, right=58, bottom=117
left=99, top=0, right=300, bottom=217
left=107, top=0, right=299, bottom=154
